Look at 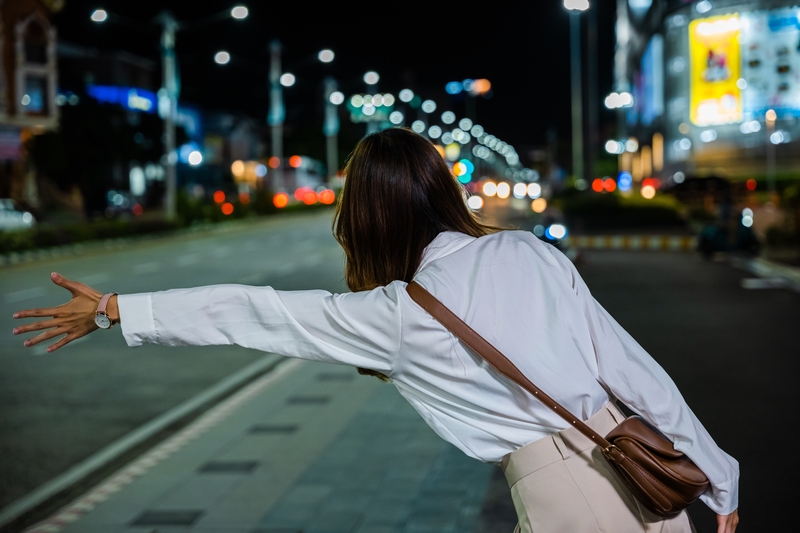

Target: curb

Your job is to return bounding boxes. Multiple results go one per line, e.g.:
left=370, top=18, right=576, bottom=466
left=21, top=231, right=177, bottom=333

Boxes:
left=730, top=256, right=800, bottom=294
left=0, top=355, right=288, bottom=531
left=567, top=235, right=697, bottom=252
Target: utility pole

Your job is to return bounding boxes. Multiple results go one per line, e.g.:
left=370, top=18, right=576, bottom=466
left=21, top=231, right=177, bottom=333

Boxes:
left=323, top=77, right=340, bottom=184
left=158, top=13, right=179, bottom=220
left=268, top=40, right=285, bottom=192
left=569, top=11, right=584, bottom=184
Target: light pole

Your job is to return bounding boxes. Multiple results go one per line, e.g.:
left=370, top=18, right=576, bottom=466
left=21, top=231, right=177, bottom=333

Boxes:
left=364, top=71, right=380, bottom=134
left=268, top=40, right=285, bottom=193
left=324, top=78, right=343, bottom=183
left=91, top=6, right=248, bottom=221
left=564, top=0, right=589, bottom=184
left=766, top=108, right=777, bottom=196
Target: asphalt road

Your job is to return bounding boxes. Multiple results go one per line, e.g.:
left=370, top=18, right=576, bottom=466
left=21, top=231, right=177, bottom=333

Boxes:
left=2, top=207, right=796, bottom=531
left=0, top=210, right=348, bottom=510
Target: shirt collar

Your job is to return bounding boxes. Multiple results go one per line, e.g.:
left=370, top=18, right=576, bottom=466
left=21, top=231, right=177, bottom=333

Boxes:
left=416, top=231, right=476, bottom=274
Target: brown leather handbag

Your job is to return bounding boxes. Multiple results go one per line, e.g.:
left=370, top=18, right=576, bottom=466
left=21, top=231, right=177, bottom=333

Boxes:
left=406, top=281, right=710, bottom=518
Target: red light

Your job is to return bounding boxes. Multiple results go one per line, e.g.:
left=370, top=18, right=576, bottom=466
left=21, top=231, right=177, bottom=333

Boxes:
left=303, top=191, right=318, bottom=205
left=132, top=204, right=143, bottom=216
left=592, top=178, right=604, bottom=192
left=221, top=202, right=234, bottom=215
left=268, top=156, right=281, bottom=169
left=289, top=155, right=303, bottom=168
left=319, top=189, right=335, bottom=204
left=604, top=178, right=617, bottom=192
left=746, top=178, right=757, bottom=191
left=213, top=190, right=225, bottom=203
left=294, top=187, right=311, bottom=201
left=273, top=192, right=289, bottom=208
left=239, top=192, right=251, bottom=204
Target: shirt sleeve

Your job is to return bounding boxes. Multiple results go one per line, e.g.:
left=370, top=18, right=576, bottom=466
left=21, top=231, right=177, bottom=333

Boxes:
left=117, top=283, right=405, bottom=375
left=550, top=248, right=740, bottom=515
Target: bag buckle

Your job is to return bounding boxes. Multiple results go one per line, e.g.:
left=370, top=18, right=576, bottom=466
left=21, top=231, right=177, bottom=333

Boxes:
left=603, top=444, right=622, bottom=461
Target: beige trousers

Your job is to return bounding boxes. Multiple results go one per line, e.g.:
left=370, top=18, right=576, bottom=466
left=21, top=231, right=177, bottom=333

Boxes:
left=502, top=403, right=696, bottom=533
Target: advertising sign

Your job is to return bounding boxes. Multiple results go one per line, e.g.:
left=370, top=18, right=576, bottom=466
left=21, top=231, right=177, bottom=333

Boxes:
left=689, top=14, right=742, bottom=126
left=739, top=8, right=800, bottom=118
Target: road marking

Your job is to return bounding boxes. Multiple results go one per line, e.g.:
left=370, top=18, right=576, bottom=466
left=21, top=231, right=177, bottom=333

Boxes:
left=176, top=254, right=199, bottom=267
left=212, top=246, right=230, bottom=259
left=77, top=273, right=110, bottom=286
left=4, top=287, right=46, bottom=303
left=10, top=358, right=302, bottom=533
left=133, top=262, right=159, bottom=275
left=741, top=277, right=787, bottom=290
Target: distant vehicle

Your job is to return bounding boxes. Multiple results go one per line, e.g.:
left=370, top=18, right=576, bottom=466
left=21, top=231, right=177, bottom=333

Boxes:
left=0, top=199, right=35, bottom=231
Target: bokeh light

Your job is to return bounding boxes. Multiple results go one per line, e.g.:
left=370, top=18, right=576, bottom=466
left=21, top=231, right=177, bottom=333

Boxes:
left=467, top=196, right=484, bottom=210
left=428, top=125, right=442, bottom=139
left=214, top=51, right=230, bottom=65
left=289, top=155, right=303, bottom=168
left=496, top=182, right=511, bottom=199
left=329, top=91, right=344, bottom=105
left=319, top=189, right=336, bottom=204
left=90, top=10, right=107, bottom=22
left=411, top=120, right=426, bottom=133
left=441, top=111, right=456, bottom=124
left=746, top=178, right=757, bottom=191
left=280, top=73, right=296, bottom=87
left=213, top=190, right=226, bottom=203
left=364, top=71, right=380, bottom=84
left=513, top=183, right=527, bottom=198
left=527, top=183, right=542, bottom=198
left=188, top=151, right=203, bottom=166
left=221, top=202, right=234, bottom=215
left=273, top=192, right=289, bottom=208
left=268, top=156, right=281, bottom=169
left=531, top=198, right=547, bottom=213
left=421, top=100, right=437, bottom=113
left=389, top=111, right=404, bottom=125
left=482, top=182, right=497, bottom=197
left=231, top=6, right=248, bottom=19
left=641, top=185, right=656, bottom=199
left=399, top=89, right=414, bottom=102
left=231, top=160, right=245, bottom=177
left=318, top=49, right=334, bottom=63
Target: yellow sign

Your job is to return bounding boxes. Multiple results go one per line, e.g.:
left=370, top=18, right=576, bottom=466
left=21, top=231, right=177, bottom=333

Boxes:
left=689, top=14, right=742, bottom=126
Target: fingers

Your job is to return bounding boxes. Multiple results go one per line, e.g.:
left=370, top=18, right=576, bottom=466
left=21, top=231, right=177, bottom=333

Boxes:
left=14, top=307, right=59, bottom=319
left=50, top=272, right=81, bottom=295
left=13, top=319, right=58, bottom=336
left=47, top=333, right=75, bottom=353
left=25, top=327, right=65, bottom=347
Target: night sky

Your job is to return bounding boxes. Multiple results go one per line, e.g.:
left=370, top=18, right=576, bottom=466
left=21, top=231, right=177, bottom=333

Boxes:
left=53, top=0, right=617, bottom=164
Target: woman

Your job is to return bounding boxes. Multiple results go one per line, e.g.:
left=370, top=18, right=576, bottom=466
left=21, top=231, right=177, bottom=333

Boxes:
left=13, top=128, right=739, bottom=532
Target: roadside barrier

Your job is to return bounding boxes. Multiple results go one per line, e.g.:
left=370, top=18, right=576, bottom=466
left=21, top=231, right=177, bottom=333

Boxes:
left=567, top=235, right=697, bottom=252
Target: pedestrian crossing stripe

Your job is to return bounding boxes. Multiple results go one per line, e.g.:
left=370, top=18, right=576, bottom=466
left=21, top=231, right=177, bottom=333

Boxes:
left=567, top=235, right=697, bottom=252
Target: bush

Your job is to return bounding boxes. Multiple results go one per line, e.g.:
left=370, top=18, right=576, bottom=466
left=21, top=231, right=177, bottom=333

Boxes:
left=557, top=191, right=685, bottom=229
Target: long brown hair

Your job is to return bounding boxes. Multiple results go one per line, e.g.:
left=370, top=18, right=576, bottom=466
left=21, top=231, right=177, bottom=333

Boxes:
left=333, top=128, right=499, bottom=381
left=334, top=127, right=496, bottom=293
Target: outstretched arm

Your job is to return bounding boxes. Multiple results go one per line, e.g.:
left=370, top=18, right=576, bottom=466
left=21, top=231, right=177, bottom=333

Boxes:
left=13, top=272, right=118, bottom=352
left=13, top=273, right=404, bottom=376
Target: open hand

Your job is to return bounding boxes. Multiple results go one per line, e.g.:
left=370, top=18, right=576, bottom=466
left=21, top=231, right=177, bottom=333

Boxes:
left=717, top=509, right=739, bottom=533
left=13, top=272, right=104, bottom=353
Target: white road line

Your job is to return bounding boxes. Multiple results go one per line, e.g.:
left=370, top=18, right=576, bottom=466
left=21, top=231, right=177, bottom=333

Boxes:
left=4, top=287, right=46, bottom=303
left=77, top=273, right=110, bottom=286
left=176, top=253, right=199, bottom=267
left=133, top=262, right=159, bottom=275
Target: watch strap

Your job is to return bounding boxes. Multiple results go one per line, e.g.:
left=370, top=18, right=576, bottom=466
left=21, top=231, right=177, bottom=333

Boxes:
left=96, top=292, right=118, bottom=317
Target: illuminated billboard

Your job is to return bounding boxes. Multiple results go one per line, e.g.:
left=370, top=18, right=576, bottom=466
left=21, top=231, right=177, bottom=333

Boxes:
left=689, top=14, right=742, bottom=126
left=740, top=7, right=800, bottom=118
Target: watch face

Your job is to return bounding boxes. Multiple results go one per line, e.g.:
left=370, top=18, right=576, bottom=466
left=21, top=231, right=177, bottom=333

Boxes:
left=94, top=314, right=111, bottom=329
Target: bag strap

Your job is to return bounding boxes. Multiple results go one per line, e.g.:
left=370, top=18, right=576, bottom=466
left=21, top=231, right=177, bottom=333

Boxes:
left=406, top=281, right=613, bottom=450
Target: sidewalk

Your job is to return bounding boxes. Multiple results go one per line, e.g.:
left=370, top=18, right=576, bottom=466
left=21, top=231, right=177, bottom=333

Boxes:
left=23, top=359, right=502, bottom=533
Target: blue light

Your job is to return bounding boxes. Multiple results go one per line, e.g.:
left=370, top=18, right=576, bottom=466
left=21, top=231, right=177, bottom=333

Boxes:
left=459, top=159, right=475, bottom=174
left=179, top=142, right=201, bottom=164
left=458, top=173, right=472, bottom=184
left=445, top=81, right=463, bottom=95
left=617, top=171, right=633, bottom=192
left=86, top=85, right=157, bottom=113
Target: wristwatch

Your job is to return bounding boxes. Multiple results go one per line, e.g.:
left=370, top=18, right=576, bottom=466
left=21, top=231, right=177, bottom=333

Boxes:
left=95, top=292, right=118, bottom=329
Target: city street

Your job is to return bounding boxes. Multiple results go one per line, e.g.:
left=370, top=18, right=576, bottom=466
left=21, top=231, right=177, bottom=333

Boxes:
left=2, top=209, right=797, bottom=531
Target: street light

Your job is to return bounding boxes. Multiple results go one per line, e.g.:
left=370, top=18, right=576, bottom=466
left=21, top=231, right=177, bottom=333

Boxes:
left=214, top=51, right=230, bottom=65
left=364, top=71, right=380, bottom=85
left=766, top=108, right=777, bottom=196
left=564, top=0, right=589, bottom=184
left=318, top=49, right=334, bottom=63
left=91, top=5, right=248, bottom=221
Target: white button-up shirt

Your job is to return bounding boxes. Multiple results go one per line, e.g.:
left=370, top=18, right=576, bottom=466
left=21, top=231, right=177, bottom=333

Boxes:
left=118, top=230, right=739, bottom=514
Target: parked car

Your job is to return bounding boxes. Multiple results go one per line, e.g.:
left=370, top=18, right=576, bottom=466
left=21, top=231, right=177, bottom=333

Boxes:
left=0, top=199, right=35, bottom=231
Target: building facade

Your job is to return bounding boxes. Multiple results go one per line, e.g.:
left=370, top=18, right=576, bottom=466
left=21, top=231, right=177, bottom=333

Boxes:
left=615, top=0, right=800, bottom=185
